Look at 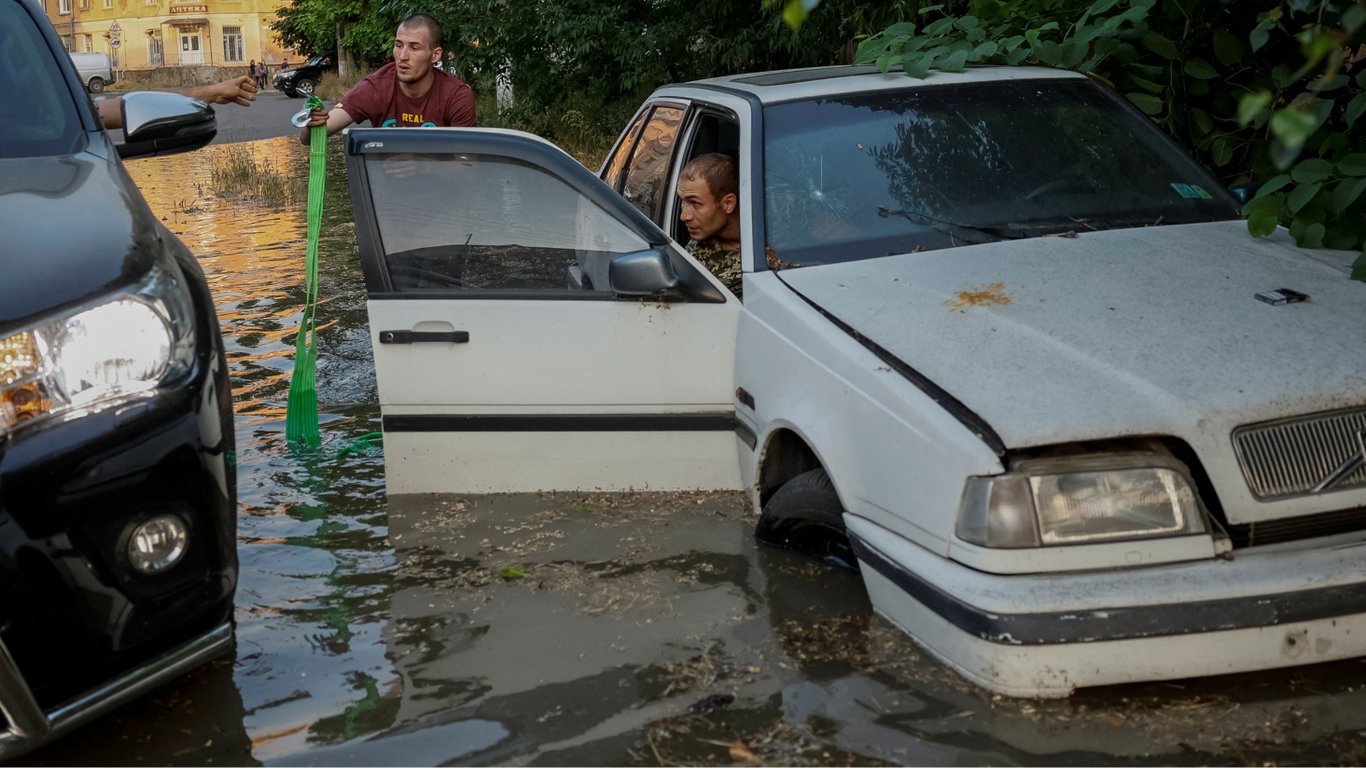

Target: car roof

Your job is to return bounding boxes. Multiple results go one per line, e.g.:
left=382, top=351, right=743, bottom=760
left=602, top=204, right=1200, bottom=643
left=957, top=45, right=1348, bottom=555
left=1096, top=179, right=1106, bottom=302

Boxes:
left=671, top=64, right=1085, bottom=104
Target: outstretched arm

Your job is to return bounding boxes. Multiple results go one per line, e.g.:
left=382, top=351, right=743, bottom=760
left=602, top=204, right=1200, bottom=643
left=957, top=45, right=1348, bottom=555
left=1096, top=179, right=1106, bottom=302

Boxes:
left=98, top=75, right=257, bottom=130
left=181, top=74, right=258, bottom=107
left=299, top=105, right=356, bottom=146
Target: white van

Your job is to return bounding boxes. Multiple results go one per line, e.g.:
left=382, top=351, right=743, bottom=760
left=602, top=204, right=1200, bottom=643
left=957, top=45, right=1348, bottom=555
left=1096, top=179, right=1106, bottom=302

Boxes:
left=68, top=51, right=112, bottom=92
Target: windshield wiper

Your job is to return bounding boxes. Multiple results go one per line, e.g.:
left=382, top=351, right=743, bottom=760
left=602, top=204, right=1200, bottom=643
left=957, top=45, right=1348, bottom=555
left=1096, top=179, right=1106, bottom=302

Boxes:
left=1005, top=215, right=1166, bottom=233
left=877, top=207, right=1028, bottom=245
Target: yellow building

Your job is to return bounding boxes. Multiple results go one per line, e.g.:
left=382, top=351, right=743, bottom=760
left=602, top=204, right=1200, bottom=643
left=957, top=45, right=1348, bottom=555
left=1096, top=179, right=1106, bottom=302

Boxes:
left=42, top=0, right=294, bottom=73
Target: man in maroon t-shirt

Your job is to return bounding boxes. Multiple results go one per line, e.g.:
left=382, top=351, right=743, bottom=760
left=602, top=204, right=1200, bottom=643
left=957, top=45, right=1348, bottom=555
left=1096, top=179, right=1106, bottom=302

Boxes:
left=299, top=14, right=474, bottom=145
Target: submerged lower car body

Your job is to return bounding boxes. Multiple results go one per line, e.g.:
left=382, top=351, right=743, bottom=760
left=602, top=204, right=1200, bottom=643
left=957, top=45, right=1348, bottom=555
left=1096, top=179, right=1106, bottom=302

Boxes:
left=0, top=351, right=237, bottom=759
left=849, top=516, right=1366, bottom=697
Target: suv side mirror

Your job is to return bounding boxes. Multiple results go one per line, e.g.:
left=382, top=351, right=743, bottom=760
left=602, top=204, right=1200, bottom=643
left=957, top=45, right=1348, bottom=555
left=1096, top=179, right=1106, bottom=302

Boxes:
left=609, top=248, right=685, bottom=298
left=117, top=92, right=216, bottom=160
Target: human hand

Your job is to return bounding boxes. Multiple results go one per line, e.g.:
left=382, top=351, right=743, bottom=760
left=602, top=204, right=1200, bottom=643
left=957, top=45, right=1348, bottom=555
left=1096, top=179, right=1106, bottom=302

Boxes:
left=201, top=75, right=257, bottom=107
left=306, top=107, right=329, bottom=128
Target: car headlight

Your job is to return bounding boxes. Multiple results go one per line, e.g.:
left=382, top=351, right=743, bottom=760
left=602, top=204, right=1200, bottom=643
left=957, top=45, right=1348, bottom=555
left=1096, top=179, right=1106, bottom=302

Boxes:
left=955, top=449, right=1206, bottom=548
left=0, top=253, right=196, bottom=437
left=276, top=69, right=297, bottom=80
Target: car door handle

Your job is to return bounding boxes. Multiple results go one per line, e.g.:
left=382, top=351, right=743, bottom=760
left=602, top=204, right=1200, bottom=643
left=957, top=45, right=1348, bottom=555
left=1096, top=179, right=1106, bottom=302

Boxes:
left=378, top=330, right=470, bottom=344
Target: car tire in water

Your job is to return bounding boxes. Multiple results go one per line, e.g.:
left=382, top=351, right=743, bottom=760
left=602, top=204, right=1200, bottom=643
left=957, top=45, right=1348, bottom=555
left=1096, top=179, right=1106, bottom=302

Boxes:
left=87, top=77, right=104, bottom=93
left=294, top=78, right=316, bottom=96
left=756, top=467, right=858, bottom=570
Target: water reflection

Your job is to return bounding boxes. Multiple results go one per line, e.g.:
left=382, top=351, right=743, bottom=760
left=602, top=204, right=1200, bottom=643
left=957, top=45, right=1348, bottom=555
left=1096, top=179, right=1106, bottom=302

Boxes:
left=26, top=135, right=1366, bottom=766
left=129, top=137, right=393, bottom=762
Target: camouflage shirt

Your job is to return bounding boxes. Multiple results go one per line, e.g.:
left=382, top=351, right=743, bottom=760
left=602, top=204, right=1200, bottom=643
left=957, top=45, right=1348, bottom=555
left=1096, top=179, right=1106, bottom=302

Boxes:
left=686, top=238, right=742, bottom=299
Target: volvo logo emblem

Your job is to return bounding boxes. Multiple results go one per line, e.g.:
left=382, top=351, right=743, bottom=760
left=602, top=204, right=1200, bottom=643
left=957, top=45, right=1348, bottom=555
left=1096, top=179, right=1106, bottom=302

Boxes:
left=1312, top=429, right=1366, bottom=493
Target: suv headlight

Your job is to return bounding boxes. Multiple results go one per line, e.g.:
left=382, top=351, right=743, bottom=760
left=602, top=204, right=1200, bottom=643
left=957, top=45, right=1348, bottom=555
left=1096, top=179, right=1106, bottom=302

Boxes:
left=1, top=253, right=196, bottom=437
left=956, top=448, right=1207, bottom=548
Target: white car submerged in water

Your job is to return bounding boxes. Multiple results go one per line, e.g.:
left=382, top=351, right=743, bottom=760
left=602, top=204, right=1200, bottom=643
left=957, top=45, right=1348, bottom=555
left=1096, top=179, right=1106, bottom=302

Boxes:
left=343, top=65, right=1366, bottom=697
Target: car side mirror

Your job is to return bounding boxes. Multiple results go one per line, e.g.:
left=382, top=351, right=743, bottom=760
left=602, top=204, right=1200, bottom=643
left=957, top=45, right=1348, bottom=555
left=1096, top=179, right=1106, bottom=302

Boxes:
left=116, top=92, right=216, bottom=160
left=609, top=247, right=684, bottom=298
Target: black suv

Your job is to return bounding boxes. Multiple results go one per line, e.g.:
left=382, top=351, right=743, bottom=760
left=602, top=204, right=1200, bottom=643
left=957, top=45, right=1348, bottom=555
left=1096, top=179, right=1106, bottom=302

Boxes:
left=272, top=53, right=336, bottom=97
left=0, top=0, right=237, bottom=758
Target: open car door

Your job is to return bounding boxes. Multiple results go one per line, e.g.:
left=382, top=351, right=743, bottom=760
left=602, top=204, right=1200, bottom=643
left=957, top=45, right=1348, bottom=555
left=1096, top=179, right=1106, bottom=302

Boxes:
left=345, top=128, right=742, bottom=493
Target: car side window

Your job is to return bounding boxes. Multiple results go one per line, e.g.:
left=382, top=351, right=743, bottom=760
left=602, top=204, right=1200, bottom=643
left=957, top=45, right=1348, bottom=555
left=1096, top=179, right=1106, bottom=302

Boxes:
left=602, top=109, right=647, bottom=193
left=364, top=153, right=651, bottom=293
left=671, top=110, right=741, bottom=245
left=620, top=105, right=684, bottom=223
left=664, top=110, right=744, bottom=299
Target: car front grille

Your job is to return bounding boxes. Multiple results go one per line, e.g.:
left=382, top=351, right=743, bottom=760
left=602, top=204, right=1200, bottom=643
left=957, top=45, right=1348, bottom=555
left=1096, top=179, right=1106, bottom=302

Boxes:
left=1226, top=506, right=1366, bottom=548
left=1232, top=406, right=1366, bottom=500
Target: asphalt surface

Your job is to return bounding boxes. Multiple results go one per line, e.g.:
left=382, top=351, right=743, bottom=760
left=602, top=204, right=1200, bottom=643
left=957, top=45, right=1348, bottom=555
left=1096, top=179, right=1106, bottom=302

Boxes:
left=211, top=89, right=312, bottom=144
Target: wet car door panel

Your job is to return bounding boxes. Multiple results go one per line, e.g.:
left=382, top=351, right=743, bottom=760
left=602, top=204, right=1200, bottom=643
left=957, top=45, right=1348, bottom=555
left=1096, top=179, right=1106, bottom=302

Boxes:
left=344, top=128, right=743, bottom=494
left=377, top=329, right=470, bottom=344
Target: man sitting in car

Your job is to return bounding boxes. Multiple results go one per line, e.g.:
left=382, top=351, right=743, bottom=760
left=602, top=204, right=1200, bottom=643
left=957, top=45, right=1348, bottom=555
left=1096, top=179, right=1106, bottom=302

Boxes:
left=676, top=152, right=742, bottom=299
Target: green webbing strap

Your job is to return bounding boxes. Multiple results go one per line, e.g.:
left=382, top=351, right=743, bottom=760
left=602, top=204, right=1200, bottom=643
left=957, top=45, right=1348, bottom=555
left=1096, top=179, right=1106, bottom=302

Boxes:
left=336, top=431, right=383, bottom=459
left=286, top=95, right=327, bottom=448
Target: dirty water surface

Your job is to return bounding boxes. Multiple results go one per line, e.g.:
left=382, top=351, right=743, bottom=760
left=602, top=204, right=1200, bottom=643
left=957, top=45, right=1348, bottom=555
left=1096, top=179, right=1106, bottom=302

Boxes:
left=24, top=137, right=1366, bottom=766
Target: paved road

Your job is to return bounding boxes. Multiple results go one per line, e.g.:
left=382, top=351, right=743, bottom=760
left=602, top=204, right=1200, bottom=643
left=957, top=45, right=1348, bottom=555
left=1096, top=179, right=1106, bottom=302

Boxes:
left=211, top=89, right=309, bottom=144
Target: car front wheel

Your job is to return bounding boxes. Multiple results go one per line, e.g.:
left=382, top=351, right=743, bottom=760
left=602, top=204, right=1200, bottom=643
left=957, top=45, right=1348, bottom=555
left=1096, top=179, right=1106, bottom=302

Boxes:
left=294, top=78, right=316, bottom=96
left=87, top=76, right=104, bottom=93
left=756, top=467, right=857, bottom=570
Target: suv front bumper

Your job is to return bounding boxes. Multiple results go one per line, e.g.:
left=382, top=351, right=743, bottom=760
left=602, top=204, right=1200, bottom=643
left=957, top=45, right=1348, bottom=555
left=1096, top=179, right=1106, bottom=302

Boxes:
left=0, top=319, right=238, bottom=739
left=0, top=622, right=231, bottom=760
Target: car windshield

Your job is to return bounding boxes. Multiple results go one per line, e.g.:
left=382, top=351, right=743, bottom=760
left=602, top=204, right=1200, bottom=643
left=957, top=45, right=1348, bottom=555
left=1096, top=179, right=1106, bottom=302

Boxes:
left=762, top=77, right=1240, bottom=267
left=0, top=1, right=82, bottom=159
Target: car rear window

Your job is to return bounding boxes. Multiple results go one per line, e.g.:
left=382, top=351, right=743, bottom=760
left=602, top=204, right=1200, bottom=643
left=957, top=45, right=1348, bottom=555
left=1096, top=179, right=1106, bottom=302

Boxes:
left=0, top=1, right=83, bottom=159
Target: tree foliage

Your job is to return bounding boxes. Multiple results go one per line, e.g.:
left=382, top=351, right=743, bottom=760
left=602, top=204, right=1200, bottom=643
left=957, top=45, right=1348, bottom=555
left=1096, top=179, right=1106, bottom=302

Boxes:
left=273, top=0, right=916, bottom=149
left=272, top=0, right=428, bottom=66
left=848, top=0, right=1366, bottom=278
left=444, top=0, right=914, bottom=141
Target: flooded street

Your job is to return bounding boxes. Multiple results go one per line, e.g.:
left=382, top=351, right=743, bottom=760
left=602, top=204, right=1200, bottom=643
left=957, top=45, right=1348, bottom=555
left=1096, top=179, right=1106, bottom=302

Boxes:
left=25, top=137, right=1366, bottom=765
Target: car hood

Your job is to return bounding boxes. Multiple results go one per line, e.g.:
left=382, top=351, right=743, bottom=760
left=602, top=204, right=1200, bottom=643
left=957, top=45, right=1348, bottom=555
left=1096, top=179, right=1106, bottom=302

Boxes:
left=779, top=220, right=1366, bottom=522
left=0, top=152, right=157, bottom=329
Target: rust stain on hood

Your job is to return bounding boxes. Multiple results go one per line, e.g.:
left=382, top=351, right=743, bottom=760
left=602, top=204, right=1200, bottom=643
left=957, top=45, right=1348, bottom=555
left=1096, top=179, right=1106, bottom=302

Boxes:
left=946, top=281, right=1011, bottom=310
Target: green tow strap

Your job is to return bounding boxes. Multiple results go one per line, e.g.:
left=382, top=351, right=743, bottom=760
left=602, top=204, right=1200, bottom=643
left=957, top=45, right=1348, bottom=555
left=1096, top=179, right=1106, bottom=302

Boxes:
left=336, top=431, right=383, bottom=459
left=286, top=94, right=327, bottom=448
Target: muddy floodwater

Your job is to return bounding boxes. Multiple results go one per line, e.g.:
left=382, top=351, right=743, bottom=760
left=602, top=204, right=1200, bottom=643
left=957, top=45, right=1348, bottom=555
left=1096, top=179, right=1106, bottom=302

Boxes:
left=24, top=138, right=1366, bottom=766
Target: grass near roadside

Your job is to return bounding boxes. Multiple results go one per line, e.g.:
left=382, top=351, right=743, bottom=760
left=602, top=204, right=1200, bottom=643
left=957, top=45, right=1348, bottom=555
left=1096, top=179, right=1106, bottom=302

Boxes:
left=208, top=150, right=299, bottom=207
left=475, top=98, right=623, bottom=169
